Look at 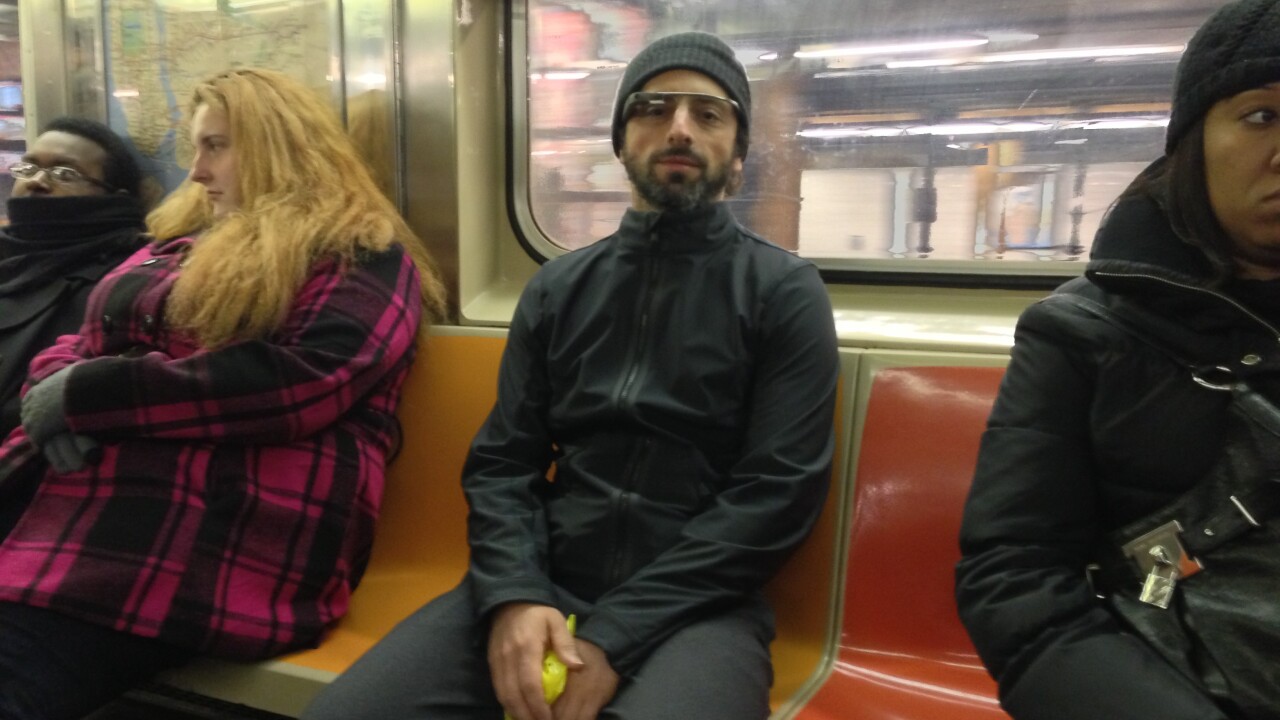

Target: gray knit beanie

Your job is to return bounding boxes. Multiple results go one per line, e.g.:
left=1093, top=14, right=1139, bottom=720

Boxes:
left=1166, top=0, right=1280, bottom=153
left=610, top=32, right=751, bottom=158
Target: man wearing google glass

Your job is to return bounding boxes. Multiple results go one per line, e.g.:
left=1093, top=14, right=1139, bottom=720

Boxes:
left=307, top=32, right=838, bottom=720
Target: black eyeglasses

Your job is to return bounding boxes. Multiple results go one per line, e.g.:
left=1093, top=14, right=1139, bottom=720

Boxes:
left=8, top=161, right=116, bottom=192
left=623, top=91, right=741, bottom=125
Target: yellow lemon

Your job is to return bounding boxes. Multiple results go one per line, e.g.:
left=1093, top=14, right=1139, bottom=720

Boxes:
left=542, top=614, right=577, bottom=703
left=504, top=614, right=577, bottom=720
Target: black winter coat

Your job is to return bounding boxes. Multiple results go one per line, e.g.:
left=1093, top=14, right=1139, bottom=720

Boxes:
left=0, top=195, right=147, bottom=437
left=957, top=181, right=1280, bottom=720
left=464, top=203, right=839, bottom=676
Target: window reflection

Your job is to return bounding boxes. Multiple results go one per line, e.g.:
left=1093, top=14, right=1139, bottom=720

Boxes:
left=0, top=3, right=22, bottom=219
left=520, top=0, right=1224, bottom=274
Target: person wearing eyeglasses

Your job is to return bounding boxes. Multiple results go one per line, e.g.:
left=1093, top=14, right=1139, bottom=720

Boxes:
left=0, top=69, right=446, bottom=719
left=0, top=117, right=149, bottom=441
left=304, top=32, right=837, bottom=720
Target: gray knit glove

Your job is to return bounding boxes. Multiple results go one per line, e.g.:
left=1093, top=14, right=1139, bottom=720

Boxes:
left=20, top=365, right=74, bottom=447
left=42, top=433, right=102, bottom=474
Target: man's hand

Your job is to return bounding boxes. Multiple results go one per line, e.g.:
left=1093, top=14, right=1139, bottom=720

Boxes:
left=489, top=603, right=583, bottom=720
left=553, top=639, right=620, bottom=720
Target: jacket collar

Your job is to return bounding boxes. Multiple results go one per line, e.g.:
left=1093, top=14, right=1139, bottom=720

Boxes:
left=615, top=202, right=738, bottom=254
left=149, top=235, right=196, bottom=256
left=1085, top=163, right=1217, bottom=290
left=1080, top=161, right=1280, bottom=333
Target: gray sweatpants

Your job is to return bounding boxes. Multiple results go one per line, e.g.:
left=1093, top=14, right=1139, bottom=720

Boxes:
left=302, top=576, right=774, bottom=719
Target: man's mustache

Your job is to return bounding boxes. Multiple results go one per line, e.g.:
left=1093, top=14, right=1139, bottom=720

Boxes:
left=650, top=149, right=706, bottom=168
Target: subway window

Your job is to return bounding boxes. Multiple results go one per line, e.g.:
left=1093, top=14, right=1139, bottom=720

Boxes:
left=0, top=0, right=19, bottom=217
left=513, top=0, right=1224, bottom=278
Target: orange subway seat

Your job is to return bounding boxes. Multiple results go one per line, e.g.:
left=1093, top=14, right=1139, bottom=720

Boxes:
left=789, top=365, right=1010, bottom=720
left=282, top=333, right=504, bottom=675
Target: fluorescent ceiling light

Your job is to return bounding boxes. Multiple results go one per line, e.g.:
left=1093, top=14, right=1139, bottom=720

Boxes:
left=557, top=60, right=626, bottom=71
left=530, top=71, right=591, bottom=81
left=906, top=121, right=1051, bottom=135
left=759, top=52, right=779, bottom=61
left=886, top=58, right=962, bottom=69
left=883, top=44, right=1184, bottom=70
left=800, top=115, right=1169, bottom=139
left=795, top=37, right=988, bottom=58
left=1063, top=117, right=1168, bottom=130
left=798, top=127, right=907, bottom=139
left=979, top=30, right=1040, bottom=43
left=797, top=122, right=1049, bottom=137
left=979, top=44, right=1184, bottom=63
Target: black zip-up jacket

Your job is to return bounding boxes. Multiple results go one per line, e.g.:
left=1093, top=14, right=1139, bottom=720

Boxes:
left=0, top=195, right=147, bottom=437
left=464, top=203, right=838, bottom=675
left=957, top=175, right=1280, bottom=720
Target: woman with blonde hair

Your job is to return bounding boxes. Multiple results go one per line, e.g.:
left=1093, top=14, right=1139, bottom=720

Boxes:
left=0, top=67, right=445, bottom=718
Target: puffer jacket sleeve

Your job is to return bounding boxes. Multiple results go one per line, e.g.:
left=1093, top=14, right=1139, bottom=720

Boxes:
left=955, top=297, right=1228, bottom=720
left=465, top=270, right=559, bottom=614
left=575, top=263, right=838, bottom=675
left=56, top=245, right=422, bottom=445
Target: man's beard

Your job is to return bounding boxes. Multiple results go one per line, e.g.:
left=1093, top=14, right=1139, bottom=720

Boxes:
left=624, top=148, right=732, bottom=214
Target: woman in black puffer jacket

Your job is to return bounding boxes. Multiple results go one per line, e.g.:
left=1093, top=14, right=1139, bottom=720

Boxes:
left=957, top=2, right=1280, bottom=719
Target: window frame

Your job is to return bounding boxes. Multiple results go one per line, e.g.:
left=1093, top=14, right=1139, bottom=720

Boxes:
left=504, top=1, right=1187, bottom=289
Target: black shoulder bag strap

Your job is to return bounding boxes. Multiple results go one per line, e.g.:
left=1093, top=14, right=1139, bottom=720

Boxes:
left=1049, top=292, right=1280, bottom=556
left=1048, top=292, right=1280, bottom=713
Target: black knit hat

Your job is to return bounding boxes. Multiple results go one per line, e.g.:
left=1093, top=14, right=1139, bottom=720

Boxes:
left=610, top=32, right=751, bottom=158
left=1166, top=0, right=1280, bottom=153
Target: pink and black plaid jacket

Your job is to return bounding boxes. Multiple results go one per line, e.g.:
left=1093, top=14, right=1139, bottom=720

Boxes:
left=0, top=235, right=422, bottom=659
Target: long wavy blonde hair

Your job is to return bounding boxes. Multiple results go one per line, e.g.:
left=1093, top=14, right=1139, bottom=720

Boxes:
left=148, top=68, right=447, bottom=348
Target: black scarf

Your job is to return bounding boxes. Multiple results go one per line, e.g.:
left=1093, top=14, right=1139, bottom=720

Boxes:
left=0, top=195, right=148, bottom=296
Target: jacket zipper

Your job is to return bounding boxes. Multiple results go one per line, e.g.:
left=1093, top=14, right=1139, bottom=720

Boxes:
left=1092, top=270, right=1280, bottom=344
left=608, top=234, right=662, bottom=588
left=608, top=437, right=652, bottom=588
left=618, top=247, right=659, bottom=408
